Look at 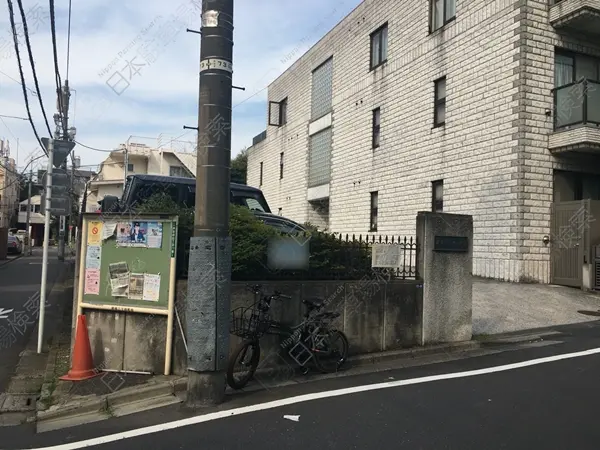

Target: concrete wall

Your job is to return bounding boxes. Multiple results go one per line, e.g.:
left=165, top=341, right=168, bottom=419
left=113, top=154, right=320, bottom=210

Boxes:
left=417, top=212, right=473, bottom=344
left=172, top=279, right=423, bottom=376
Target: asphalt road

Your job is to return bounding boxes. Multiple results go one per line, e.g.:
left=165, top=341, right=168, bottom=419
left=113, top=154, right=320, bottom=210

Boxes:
left=4, top=320, right=600, bottom=450
left=0, top=248, right=63, bottom=392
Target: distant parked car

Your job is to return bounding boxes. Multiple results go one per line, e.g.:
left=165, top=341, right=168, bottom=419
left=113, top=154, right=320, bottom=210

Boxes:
left=7, top=235, right=22, bottom=254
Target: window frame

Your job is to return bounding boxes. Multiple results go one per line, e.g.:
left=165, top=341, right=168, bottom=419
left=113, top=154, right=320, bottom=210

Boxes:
left=279, top=97, right=288, bottom=125
left=370, top=191, right=378, bottom=232
left=433, top=76, right=447, bottom=128
left=279, top=152, right=284, bottom=180
left=127, top=163, right=134, bottom=172
left=554, top=48, right=600, bottom=88
left=259, top=161, right=263, bottom=186
left=429, top=0, right=456, bottom=33
left=369, top=23, right=388, bottom=70
left=432, top=180, right=444, bottom=213
left=372, top=107, right=381, bottom=149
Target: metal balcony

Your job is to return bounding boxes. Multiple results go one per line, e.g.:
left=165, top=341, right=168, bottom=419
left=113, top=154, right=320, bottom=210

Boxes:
left=549, top=79, right=600, bottom=154
left=549, top=0, right=600, bottom=35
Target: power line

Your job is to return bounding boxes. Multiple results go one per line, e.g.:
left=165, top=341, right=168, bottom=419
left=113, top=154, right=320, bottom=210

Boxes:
left=0, top=69, right=38, bottom=96
left=73, top=140, right=116, bottom=152
left=5, top=0, right=46, bottom=156
left=49, top=0, right=65, bottom=137
left=16, top=0, right=53, bottom=137
left=66, top=0, right=72, bottom=80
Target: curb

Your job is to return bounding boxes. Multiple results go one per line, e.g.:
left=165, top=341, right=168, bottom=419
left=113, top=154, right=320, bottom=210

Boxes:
left=0, top=254, right=23, bottom=268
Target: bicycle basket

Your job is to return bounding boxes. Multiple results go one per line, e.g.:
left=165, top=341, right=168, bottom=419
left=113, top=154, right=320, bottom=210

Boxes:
left=230, top=304, right=271, bottom=339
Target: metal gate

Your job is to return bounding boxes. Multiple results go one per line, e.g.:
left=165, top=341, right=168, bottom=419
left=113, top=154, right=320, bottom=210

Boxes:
left=550, top=200, right=588, bottom=287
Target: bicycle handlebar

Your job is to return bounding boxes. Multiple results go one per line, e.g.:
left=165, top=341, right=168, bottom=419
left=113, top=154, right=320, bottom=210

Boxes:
left=273, top=291, right=292, bottom=300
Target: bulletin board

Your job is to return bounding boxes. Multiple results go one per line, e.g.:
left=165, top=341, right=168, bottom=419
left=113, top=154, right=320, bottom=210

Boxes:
left=76, top=213, right=178, bottom=315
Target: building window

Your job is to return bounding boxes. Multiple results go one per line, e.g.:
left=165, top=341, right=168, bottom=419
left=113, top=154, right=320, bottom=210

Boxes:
left=280, top=98, right=288, bottom=125
left=434, top=77, right=446, bottom=127
left=370, top=24, right=388, bottom=69
left=269, top=97, right=288, bottom=126
left=169, top=166, right=188, bottom=177
left=279, top=152, right=284, bottom=179
left=127, top=163, right=134, bottom=172
left=370, top=191, right=378, bottom=232
left=259, top=162, right=263, bottom=186
left=19, top=204, right=27, bottom=212
left=311, top=57, right=334, bottom=120
left=430, top=0, right=456, bottom=32
left=278, top=207, right=283, bottom=216
left=372, top=107, right=381, bottom=148
left=554, top=50, right=600, bottom=88
left=432, top=180, right=443, bottom=212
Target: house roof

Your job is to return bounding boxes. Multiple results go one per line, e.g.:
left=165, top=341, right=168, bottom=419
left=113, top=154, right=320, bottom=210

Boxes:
left=20, top=195, right=41, bottom=205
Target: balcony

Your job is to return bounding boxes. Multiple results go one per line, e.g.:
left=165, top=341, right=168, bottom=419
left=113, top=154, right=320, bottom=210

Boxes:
left=549, top=0, right=600, bottom=35
left=549, top=79, right=600, bottom=154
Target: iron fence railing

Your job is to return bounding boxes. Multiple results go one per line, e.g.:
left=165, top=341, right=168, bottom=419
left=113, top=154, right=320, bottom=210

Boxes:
left=176, top=231, right=419, bottom=282
left=553, top=79, right=600, bottom=130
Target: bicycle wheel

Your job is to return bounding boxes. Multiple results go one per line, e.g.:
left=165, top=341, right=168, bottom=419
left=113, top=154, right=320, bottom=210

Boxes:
left=313, top=330, right=349, bottom=374
left=227, top=340, right=261, bottom=390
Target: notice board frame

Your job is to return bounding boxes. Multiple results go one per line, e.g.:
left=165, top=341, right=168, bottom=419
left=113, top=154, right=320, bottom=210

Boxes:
left=75, top=213, right=179, bottom=375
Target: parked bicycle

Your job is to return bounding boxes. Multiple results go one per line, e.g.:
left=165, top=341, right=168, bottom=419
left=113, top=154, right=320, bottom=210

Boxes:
left=227, top=284, right=349, bottom=390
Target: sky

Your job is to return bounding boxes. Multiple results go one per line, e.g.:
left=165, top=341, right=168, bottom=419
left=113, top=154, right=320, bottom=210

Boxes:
left=0, top=0, right=363, bottom=174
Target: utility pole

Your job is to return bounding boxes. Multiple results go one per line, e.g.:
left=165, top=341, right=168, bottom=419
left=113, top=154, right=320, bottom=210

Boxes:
left=25, top=167, right=32, bottom=255
left=185, top=0, right=234, bottom=407
left=38, top=138, right=53, bottom=354
left=57, top=81, right=71, bottom=261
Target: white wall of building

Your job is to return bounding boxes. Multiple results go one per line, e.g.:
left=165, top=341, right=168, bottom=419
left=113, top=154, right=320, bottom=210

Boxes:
left=247, top=0, right=600, bottom=283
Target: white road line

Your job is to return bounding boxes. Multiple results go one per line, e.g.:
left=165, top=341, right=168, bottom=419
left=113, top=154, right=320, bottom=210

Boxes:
left=25, top=346, right=600, bottom=450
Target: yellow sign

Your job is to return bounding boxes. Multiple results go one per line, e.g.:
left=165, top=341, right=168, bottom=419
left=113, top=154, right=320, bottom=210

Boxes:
left=88, top=221, right=103, bottom=245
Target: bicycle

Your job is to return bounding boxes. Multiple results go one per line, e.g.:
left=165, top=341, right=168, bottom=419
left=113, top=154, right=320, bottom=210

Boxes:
left=227, top=284, right=349, bottom=390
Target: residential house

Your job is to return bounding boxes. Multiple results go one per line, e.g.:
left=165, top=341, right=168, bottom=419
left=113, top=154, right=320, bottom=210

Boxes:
left=87, top=141, right=195, bottom=211
left=17, top=195, right=44, bottom=246
left=247, top=0, right=600, bottom=288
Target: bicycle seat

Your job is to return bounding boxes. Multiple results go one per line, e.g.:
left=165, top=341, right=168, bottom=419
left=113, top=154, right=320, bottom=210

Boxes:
left=302, top=298, right=324, bottom=309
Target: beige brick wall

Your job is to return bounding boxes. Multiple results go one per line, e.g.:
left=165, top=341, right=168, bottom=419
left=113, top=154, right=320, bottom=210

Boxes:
left=517, top=0, right=600, bottom=282
left=246, top=0, right=600, bottom=283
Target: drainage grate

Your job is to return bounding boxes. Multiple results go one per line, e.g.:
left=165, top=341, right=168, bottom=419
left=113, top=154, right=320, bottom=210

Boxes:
left=0, top=394, right=37, bottom=412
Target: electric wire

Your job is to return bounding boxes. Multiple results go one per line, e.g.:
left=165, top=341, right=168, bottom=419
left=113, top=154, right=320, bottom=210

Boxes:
left=5, top=0, right=47, bottom=156
left=15, top=0, right=53, bottom=137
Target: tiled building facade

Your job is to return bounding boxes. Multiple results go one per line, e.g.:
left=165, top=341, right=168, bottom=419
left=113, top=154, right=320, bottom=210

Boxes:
left=247, top=0, right=600, bottom=283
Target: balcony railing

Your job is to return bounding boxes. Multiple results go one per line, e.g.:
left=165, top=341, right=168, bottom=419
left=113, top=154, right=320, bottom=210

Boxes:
left=553, top=79, right=600, bottom=130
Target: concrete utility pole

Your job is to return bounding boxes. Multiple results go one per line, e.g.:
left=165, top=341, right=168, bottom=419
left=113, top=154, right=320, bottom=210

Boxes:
left=186, top=0, right=234, bottom=407
left=25, top=167, right=32, bottom=255
left=38, top=138, right=53, bottom=354
left=57, top=81, right=71, bottom=261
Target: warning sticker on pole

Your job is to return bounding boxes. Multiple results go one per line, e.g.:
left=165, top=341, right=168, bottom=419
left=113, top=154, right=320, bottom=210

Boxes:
left=88, top=222, right=103, bottom=245
left=200, top=58, right=233, bottom=73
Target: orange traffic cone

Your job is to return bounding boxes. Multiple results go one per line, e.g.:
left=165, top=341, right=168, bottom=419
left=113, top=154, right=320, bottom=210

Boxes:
left=60, top=314, right=101, bottom=381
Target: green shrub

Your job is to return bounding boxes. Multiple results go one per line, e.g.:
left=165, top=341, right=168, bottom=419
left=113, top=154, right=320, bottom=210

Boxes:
left=136, top=193, right=373, bottom=280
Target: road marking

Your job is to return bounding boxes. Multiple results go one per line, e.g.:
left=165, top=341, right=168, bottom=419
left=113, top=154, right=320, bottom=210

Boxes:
left=27, top=346, right=600, bottom=450
left=283, top=415, right=300, bottom=422
left=0, top=308, right=14, bottom=319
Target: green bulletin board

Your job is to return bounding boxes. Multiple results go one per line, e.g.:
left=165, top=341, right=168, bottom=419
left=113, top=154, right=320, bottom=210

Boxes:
left=79, top=213, right=178, bottom=311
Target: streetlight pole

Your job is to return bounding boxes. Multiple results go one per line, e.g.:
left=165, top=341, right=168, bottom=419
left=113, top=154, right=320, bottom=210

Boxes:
left=38, top=138, right=53, bottom=354
left=185, top=0, right=234, bottom=407
left=25, top=167, right=32, bottom=255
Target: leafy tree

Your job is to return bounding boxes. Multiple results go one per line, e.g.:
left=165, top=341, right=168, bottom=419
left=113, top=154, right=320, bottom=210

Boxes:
left=230, top=147, right=248, bottom=184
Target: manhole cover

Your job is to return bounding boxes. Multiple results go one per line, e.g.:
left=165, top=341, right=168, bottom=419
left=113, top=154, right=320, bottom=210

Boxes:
left=577, top=310, right=600, bottom=317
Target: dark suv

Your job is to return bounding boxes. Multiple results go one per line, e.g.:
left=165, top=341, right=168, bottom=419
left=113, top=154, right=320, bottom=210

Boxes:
left=98, top=174, right=306, bottom=234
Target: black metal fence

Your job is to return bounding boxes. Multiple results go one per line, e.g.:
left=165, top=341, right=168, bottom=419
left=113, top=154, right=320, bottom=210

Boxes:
left=176, top=231, right=419, bottom=282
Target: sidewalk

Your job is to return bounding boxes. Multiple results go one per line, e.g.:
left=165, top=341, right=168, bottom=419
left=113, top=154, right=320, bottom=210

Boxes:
left=0, top=255, right=74, bottom=426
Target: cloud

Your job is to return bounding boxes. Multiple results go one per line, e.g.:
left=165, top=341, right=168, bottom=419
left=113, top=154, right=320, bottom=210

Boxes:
left=0, top=0, right=362, bottom=172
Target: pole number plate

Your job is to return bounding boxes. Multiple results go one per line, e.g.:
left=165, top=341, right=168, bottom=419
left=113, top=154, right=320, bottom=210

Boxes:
left=200, top=58, right=233, bottom=73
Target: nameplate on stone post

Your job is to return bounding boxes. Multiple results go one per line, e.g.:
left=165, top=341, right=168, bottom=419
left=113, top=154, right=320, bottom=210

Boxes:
left=433, top=236, right=469, bottom=253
